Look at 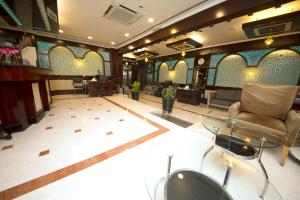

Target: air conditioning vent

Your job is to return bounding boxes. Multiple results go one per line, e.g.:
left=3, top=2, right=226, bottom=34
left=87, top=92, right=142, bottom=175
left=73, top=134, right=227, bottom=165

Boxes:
left=253, top=22, right=292, bottom=37
left=103, top=4, right=143, bottom=26
left=242, top=11, right=300, bottom=38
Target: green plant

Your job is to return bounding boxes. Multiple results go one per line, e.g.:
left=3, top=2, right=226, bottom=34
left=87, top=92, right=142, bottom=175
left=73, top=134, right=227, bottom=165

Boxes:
left=163, top=86, right=175, bottom=100
left=132, top=81, right=141, bottom=92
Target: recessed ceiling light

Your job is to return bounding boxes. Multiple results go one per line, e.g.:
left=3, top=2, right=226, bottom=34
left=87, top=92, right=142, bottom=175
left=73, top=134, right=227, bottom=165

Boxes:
left=128, top=46, right=134, bottom=50
left=148, top=18, right=154, bottom=23
left=145, top=39, right=151, bottom=44
left=125, top=33, right=130, bottom=37
left=170, top=29, right=177, bottom=34
left=110, top=42, right=115, bottom=45
left=216, top=11, right=224, bottom=18
left=58, top=29, right=64, bottom=33
left=88, top=36, right=92, bottom=40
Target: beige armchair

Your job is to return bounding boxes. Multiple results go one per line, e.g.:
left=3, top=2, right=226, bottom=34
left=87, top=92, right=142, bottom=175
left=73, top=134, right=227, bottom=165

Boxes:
left=228, top=84, right=300, bottom=166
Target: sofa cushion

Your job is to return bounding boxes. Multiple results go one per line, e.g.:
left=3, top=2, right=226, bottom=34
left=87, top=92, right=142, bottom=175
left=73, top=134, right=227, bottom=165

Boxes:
left=215, top=89, right=236, bottom=100
left=232, top=90, right=242, bottom=102
left=211, top=99, right=234, bottom=106
left=236, top=112, right=286, bottom=134
left=240, top=84, right=299, bottom=120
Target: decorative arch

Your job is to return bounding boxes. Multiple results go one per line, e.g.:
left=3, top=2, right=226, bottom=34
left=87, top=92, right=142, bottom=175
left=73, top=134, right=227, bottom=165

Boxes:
left=256, top=49, right=300, bottom=85
left=158, top=62, right=170, bottom=82
left=172, top=60, right=188, bottom=84
left=49, top=46, right=104, bottom=76
left=215, top=54, right=247, bottom=87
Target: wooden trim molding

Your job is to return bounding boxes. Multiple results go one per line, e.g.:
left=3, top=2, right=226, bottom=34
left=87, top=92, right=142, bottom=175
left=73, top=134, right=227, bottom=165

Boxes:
left=0, top=97, right=169, bottom=199
left=118, top=0, right=293, bottom=54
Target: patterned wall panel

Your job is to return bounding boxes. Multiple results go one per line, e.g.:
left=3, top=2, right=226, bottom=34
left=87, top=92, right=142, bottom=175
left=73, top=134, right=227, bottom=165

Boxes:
left=37, top=41, right=55, bottom=54
left=209, top=53, right=227, bottom=68
left=257, top=50, right=300, bottom=85
left=154, top=61, right=162, bottom=70
left=185, top=57, right=195, bottom=69
left=207, top=68, right=216, bottom=86
left=104, top=62, right=111, bottom=76
left=98, top=51, right=110, bottom=61
left=38, top=54, right=50, bottom=68
left=49, top=46, right=104, bottom=75
left=215, top=54, right=247, bottom=88
left=290, top=45, right=300, bottom=53
left=238, top=49, right=274, bottom=66
left=67, top=46, right=89, bottom=58
left=165, top=60, right=177, bottom=70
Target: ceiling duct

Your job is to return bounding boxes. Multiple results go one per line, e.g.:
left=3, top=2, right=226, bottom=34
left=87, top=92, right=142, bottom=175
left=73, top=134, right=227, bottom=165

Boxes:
left=242, top=11, right=300, bottom=38
left=103, top=4, right=143, bottom=26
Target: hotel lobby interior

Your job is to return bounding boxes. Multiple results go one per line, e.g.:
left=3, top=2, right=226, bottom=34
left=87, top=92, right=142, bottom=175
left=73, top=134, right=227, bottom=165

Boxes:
left=0, top=0, right=300, bottom=199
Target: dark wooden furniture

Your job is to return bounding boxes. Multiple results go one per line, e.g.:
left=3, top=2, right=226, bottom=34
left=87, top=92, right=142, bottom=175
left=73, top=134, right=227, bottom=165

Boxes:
left=87, top=81, right=114, bottom=97
left=0, top=64, right=52, bottom=132
left=176, top=88, right=205, bottom=105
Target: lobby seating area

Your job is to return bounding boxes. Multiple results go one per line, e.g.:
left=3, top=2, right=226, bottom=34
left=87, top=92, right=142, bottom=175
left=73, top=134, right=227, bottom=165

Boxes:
left=0, top=0, right=300, bottom=200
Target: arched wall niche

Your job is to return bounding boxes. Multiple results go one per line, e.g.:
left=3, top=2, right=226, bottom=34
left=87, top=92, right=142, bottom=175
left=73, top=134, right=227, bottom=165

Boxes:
left=215, top=54, right=247, bottom=88
left=49, top=46, right=104, bottom=76
left=158, top=60, right=188, bottom=84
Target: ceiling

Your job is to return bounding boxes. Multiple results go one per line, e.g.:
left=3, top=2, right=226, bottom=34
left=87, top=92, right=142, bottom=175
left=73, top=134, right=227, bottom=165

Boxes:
left=57, top=0, right=226, bottom=48
left=123, top=1, right=300, bottom=59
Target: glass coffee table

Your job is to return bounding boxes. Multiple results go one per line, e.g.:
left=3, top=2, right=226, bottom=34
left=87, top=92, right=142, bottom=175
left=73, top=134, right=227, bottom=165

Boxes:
left=145, top=136, right=283, bottom=200
left=202, top=117, right=283, bottom=199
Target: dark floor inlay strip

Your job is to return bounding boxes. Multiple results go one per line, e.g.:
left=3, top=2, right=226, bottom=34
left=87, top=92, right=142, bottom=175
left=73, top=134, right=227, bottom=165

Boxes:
left=1, top=145, right=13, bottom=150
left=39, top=150, right=50, bottom=157
left=151, top=111, right=193, bottom=128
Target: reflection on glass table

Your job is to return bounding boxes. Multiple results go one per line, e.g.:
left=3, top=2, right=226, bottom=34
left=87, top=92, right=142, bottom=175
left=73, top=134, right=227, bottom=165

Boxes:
left=144, top=136, right=283, bottom=200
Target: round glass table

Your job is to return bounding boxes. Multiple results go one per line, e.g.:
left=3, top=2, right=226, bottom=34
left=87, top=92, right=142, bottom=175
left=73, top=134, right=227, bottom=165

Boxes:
left=201, top=117, right=283, bottom=198
left=144, top=136, right=283, bottom=200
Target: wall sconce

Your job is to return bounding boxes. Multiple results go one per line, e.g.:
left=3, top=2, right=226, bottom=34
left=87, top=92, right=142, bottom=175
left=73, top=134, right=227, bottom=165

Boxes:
left=245, top=67, right=257, bottom=81
left=75, top=59, right=84, bottom=67
left=181, top=51, right=186, bottom=57
left=169, top=71, right=175, bottom=77
left=145, top=57, right=149, bottom=62
left=265, top=36, right=274, bottom=46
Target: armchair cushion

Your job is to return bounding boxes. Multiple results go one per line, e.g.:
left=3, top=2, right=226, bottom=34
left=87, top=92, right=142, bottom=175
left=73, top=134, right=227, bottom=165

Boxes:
left=240, top=84, right=299, bottom=120
left=236, top=112, right=287, bottom=134
left=285, top=110, right=300, bottom=146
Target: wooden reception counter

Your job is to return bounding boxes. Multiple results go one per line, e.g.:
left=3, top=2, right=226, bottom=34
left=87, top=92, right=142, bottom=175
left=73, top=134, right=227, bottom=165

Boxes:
left=0, top=64, right=52, bottom=133
left=87, top=81, right=114, bottom=97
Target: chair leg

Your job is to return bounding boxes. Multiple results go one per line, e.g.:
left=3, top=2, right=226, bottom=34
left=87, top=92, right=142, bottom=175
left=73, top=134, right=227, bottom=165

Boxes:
left=280, top=145, right=290, bottom=166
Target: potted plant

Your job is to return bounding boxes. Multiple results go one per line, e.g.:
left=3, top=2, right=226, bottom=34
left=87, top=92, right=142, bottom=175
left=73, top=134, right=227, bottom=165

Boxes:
left=162, top=86, right=175, bottom=113
left=131, top=81, right=141, bottom=100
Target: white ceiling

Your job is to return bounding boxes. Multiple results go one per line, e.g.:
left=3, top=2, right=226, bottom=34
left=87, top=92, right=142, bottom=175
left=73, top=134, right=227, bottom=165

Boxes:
left=57, top=0, right=226, bottom=48
left=123, top=1, right=300, bottom=59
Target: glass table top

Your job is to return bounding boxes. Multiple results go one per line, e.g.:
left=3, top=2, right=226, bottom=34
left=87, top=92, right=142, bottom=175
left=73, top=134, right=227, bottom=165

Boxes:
left=144, top=137, right=283, bottom=200
left=202, top=117, right=283, bottom=148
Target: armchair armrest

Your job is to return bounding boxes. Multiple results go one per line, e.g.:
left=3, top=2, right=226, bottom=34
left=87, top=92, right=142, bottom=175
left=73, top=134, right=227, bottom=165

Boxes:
left=228, top=102, right=241, bottom=118
left=207, top=91, right=217, bottom=107
left=284, top=110, right=300, bottom=147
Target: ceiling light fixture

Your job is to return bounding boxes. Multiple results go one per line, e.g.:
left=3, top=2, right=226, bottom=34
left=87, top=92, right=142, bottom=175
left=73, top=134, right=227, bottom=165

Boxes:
left=145, top=57, right=148, bottom=62
left=171, top=29, right=177, bottom=34
left=110, top=42, right=115, bottom=45
left=58, top=29, right=64, bottom=33
left=145, top=39, right=151, bottom=44
left=88, top=36, right=93, bottom=40
left=148, top=18, right=154, bottom=23
left=128, top=45, right=134, bottom=50
left=265, top=36, right=274, bottom=46
left=181, top=51, right=186, bottom=57
left=216, top=11, right=224, bottom=18
left=125, top=33, right=130, bottom=37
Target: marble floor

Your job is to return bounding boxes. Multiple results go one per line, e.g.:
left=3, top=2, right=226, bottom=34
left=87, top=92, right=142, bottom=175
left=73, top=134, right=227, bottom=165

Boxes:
left=0, top=94, right=299, bottom=200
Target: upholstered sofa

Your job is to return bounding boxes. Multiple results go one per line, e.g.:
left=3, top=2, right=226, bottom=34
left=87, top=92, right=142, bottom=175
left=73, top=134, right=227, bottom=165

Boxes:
left=207, top=89, right=241, bottom=109
left=228, top=84, right=300, bottom=166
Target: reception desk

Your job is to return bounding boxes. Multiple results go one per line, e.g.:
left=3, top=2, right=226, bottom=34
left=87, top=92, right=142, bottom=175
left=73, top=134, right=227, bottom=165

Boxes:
left=87, top=81, right=114, bottom=97
left=0, top=64, right=52, bottom=132
left=176, top=88, right=205, bottom=105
